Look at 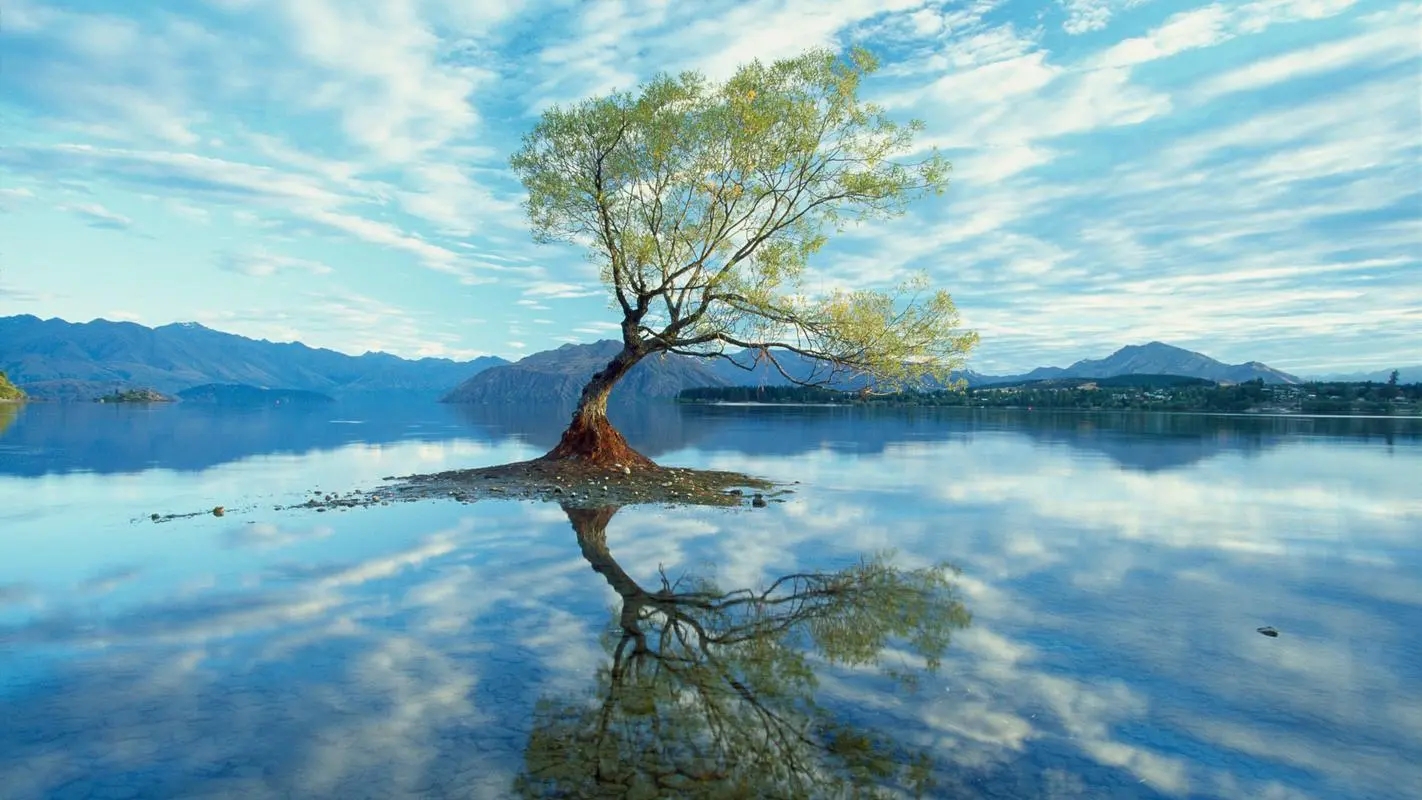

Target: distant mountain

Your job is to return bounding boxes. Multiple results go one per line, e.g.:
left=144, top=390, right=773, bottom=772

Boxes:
left=1308, top=367, right=1422, bottom=384
left=982, top=342, right=1301, bottom=385
left=0, top=315, right=508, bottom=401
left=443, top=339, right=1308, bottom=404
left=176, top=384, right=335, bottom=407
left=442, top=340, right=733, bottom=404
left=988, top=374, right=1217, bottom=390
left=704, top=349, right=989, bottom=390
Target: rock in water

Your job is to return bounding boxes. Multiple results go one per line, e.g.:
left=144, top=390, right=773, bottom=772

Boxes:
left=1257, top=626, right=1279, bottom=637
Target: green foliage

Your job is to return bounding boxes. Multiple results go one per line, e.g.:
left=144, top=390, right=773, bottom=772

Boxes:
left=0, top=370, right=26, bottom=402
left=510, top=47, right=975, bottom=393
left=94, top=388, right=171, bottom=404
left=515, top=507, right=971, bottom=799
left=681, top=379, right=1422, bottom=415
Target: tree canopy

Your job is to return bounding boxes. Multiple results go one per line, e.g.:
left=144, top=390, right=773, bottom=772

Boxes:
left=510, top=46, right=978, bottom=392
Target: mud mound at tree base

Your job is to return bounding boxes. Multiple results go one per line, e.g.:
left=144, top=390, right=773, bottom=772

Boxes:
left=386, top=459, right=787, bottom=508
left=142, top=462, right=791, bottom=523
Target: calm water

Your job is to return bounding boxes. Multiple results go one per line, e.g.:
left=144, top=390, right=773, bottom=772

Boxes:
left=1, top=401, right=1419, bottom=799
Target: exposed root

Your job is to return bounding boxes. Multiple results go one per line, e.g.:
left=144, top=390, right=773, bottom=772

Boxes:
left=540, top=413, right=656, bottom=468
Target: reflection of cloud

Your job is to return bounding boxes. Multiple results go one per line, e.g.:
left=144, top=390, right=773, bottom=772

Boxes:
left=223, top=521, right=334, bottom=550
left=3, top=415, right=1419, bottom=798
left=78, top=566, right=142, bottom=595
left=0, top=582, right=36, bottom=607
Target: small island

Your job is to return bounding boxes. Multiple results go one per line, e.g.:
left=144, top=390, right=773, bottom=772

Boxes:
left=0, top=370, right=25, bottom=402
left=176, top=383, right=335, bottom=407
left=95, top=388, right=174, bottom=403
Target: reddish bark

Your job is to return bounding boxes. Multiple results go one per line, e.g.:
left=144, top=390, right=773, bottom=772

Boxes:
left=540, top=346, right=657, bottom=468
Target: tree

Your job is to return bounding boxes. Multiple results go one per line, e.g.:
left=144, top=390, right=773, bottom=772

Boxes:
left=1389, top=370, right=1400, bottom=387
left=510, top=47, right=978, bottom=467
left=514, top=504, right=971, bottom=799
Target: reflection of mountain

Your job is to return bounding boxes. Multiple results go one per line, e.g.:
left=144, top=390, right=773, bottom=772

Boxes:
left=675, top=406, right=1422, bottom=472
left=176, top=384, right=335, bottom=406
left=5, top=399, right=1419, bottom=478
left=0, top=400, right=476, bottom=477
left=516, top=505, right=970, bottom=799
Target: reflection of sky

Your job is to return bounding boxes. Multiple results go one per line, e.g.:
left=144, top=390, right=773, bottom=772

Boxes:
left=1, top=409, right=1419, bottom=799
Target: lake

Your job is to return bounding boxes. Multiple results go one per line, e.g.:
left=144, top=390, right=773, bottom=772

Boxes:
left=1, top=401, right=1419, bottom=799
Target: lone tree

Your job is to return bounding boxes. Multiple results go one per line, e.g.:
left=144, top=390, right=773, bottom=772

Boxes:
left=510, top=47, right=978, bottom=467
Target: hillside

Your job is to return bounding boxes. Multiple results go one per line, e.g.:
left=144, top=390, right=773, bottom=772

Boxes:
left=991, top=374, right=1216, bottom=390
left=0, top=370, right=25, bottom=401
left=0, top=315, right=507, bottom=400
left=442, top=340, right=733, bottom=404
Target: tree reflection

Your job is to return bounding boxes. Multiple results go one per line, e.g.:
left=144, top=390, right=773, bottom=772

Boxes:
left=0, top=402, right=17, bottom=438
left=515, top=505, right=972, bottom=799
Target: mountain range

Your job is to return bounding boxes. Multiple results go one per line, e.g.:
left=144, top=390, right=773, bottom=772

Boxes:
left=5, top=314, right=1413, bottom=404
left=441, top=339, right=733, bottom=404
left=1308, top=367, right=1422, bottom=383
left=980, top=341, right=1303, bottom=386
left=442, top=339, right=1311, bottom=403
left=0, top=315, right=507, bottom=400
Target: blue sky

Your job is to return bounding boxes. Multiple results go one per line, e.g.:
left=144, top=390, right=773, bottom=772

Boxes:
left=0, top=0, right=1417, bottom=375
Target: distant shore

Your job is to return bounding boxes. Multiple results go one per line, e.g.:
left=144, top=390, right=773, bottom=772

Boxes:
left=679, top=378, right=1422, bottom=417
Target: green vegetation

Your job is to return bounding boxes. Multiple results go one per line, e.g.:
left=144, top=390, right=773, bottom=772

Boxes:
left=681, top=377, right=1422, bottom=415
left=509, top=46, right=975, bottom=465
left=95, top=388, right=172, bottom=403
left=0, top=370, right=24, bottom=402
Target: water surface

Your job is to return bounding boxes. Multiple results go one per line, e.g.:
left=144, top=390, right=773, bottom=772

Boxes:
left=2, top=402, right=1419, bottom=799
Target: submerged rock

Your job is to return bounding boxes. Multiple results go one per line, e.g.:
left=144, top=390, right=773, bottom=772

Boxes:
left=1257, top=626, right=1279, bottom=637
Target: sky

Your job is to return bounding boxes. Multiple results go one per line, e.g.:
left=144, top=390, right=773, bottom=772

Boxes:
left=0, top=0, right=1417, bottom=376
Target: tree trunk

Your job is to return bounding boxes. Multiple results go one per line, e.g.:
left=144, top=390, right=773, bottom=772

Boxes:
left=541, top=346, right=656, bottom=467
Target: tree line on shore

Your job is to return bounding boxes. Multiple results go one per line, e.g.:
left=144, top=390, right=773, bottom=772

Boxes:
left=680, top=375, right=1422, bottom=415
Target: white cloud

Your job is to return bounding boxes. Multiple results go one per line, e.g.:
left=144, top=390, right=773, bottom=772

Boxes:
left=1092, top=0, right=1360, bottom=69
left=522, top=282, right=602, bottom=300
left=217, top=249, right=334, bottom=278
left=61, top=202, right=134, bottom=230
left=1193, top=5, right=1421, bottom=101
left=572, top=321, right=623, bottom=337
left=1058, top=0, right=1150, bottom=35
left=0, top=186, right=35, bottom=211
left=204, top=0, right=508, bottom=163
